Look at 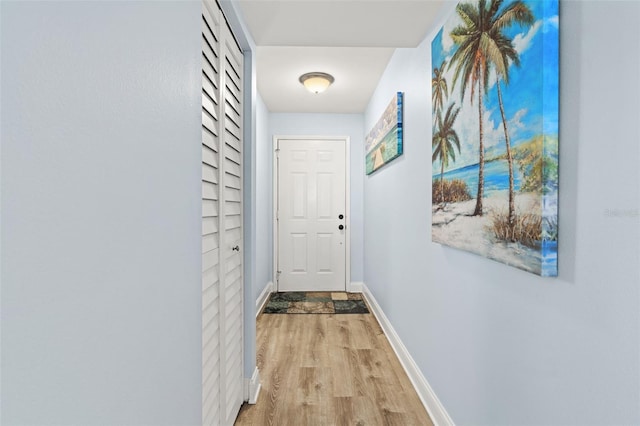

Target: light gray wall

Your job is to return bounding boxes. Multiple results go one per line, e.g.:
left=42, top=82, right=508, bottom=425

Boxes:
left=254, top=94, right=272, bottom=302
left=364, top=1, right=640, bottom=425
left=270, top=113, right=365, bottom=284
left=1, top=2, right=202, bottom=424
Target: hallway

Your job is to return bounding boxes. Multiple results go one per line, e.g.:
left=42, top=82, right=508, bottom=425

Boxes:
left=235, top=299, right=433, bottom=425
left=3, top=1, right=640, bottom=424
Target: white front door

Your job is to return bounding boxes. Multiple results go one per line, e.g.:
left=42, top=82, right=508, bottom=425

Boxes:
left=277, top=138, right=347, bottom=292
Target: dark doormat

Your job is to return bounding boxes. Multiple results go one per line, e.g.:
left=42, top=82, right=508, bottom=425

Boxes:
left=262, top=291, right=370, bottom=314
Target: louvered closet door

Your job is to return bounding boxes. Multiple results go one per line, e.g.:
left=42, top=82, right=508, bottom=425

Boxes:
left=201, top=2, right=244, bottom=425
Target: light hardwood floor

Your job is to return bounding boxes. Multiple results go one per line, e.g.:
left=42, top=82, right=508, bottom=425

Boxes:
left=234, top=305, right=434, bottom=426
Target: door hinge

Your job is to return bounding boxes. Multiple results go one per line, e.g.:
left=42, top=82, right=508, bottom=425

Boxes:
left=275, top=148, right=280, bottom=158
left=276, top=270, right=282, bottom=282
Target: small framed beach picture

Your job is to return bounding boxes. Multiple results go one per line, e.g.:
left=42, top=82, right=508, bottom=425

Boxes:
left=430, top=0, right=558, bottom=276
left=365, top=92, right=404, bottom=175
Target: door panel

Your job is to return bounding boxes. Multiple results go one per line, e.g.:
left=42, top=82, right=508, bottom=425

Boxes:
left=277, top=139, right=346, bottom=292
left=219, top=20, right=244, bottom=426
left=201, top=4, right=221, bottom=425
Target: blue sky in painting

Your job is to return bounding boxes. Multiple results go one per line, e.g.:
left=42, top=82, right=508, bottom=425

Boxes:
left=431, top=0, right=558, bottom=172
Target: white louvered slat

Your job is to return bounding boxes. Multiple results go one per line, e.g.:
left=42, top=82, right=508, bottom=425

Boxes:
left=203, top=377, right=219, bottom=415
left=203, top=385, right=220, bottom=426
left=224, top=173, right=240, bottom=190
left=202, top=75, right=218, bottom=106
left=225, top=72, right=240, bottom=96
left=225, top=120, right=241, bottom=141
left=202, top=265, right=218, bottom=291
left=203, top=41, right=218, bottom=69
left=203, top=347, right=220, bottom=389
left=202, top=128, right=218, bottom=152
left=202, top=298, right=219, bottom=333
left=224, top=187, right=241, bottom=203
left=202, top=200, right=218, bottom=218
left=224, top=259, right=242, bottom=280
left=225, top=202, right=241, bottom=216
left=202, top=234, right=218, bottom=253
left=203, top=181, right=218, bottom=200
left=225, top=339, right=242, bottom=370
left=202, top=58, right=217, bottom=91
left=202, top=217, right=218, bottom=236
left=225, top=65, right=241, bottom=90
left=202, top=249, right=219, bottom=273
left=202, top=276, right=219, bottom=308
left=224, top=227, right=241, bottom=244
left=225, top=85, right=240, bottom=105
left=223, top=214, right=241, bottom=230
left=202, top=163, right=218, bottom=185
left=225, top=288, right=241, bottom=316
left=202, top=374, right=220, bottom=416
left=225, top=114, right=240, bottom=136
left=203, top=361, right=220, bottom=395
left=202, top=112, right=216, bottom=137
left=224, top=158, right=241, bottom=178
left=223, top=333, right=240, bottom=361
left=203, top=145, right=218, bottom=168
left=202, top=93, right=217, bottom=121
left=224, top=144, right=241, bottom=165
left=202, top=335, right=220, bottom=374
left=225, top=94, right=241, bottom=118
left=226, top=353, right=241, bottom=379
left=202, top=27, right=218, bottom=60
left=224, top=132, right=241, bottom=154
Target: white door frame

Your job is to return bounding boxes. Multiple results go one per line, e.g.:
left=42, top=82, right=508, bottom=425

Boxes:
left=273, top=135, right=351, bottom=292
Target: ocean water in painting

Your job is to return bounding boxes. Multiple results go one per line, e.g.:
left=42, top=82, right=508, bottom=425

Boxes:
left=431, top=0, right=558, bottom=276
left=437, top=159, right=523, bottom=197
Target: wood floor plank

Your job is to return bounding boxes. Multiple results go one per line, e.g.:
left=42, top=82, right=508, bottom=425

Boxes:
left=234, top=310, right=433, bottom=426
left=329, top=347, right=353, bottom=398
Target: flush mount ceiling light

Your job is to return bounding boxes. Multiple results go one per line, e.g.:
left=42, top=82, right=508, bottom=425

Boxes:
left=299, top=72, right=335, bottom=94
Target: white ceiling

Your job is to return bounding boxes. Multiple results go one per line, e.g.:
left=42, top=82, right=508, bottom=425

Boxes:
left=256, top=46, right=394, bottom=113
left=235, top=0, right=446, bottom=113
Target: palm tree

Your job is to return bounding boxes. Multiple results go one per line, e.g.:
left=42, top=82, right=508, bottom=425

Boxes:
left=432, top=60, right=448, bottom=113
left=449, top=0, right=492, bottom=216
left=449, top=0, right=534, bottom=219
left=432, top=104, right=461, bottom=204
left=489, top=1, right=534, bottom=230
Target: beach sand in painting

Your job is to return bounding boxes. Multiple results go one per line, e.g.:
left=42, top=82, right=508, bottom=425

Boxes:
left=432, top=191, right=543, bottom=274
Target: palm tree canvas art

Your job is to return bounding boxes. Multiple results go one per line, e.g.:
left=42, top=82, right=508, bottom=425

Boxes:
left=366, top=93, right=404, bottom=175
left=431, top=0, right=558, bottom=276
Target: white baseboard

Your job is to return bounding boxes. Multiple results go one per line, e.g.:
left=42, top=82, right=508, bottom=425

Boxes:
left=362, top=283, right=454, bottom=426
left=255, top=281, right=273, bottom=318
left=347, top=281, right=364, bottom=293
left=243, top=367, right=261, bottom=404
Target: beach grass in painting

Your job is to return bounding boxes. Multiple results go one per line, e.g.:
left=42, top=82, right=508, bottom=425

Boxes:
left=431, top=0, right=558, bottom=276
left=366, top=92, right=403, bottom=175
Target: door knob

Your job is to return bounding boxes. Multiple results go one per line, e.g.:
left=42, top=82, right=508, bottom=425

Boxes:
left=338, top=214, right=344, bottom=220
left=232, top=245, right=240, bottom=251
left=338, top=225, right=344, bottom=230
